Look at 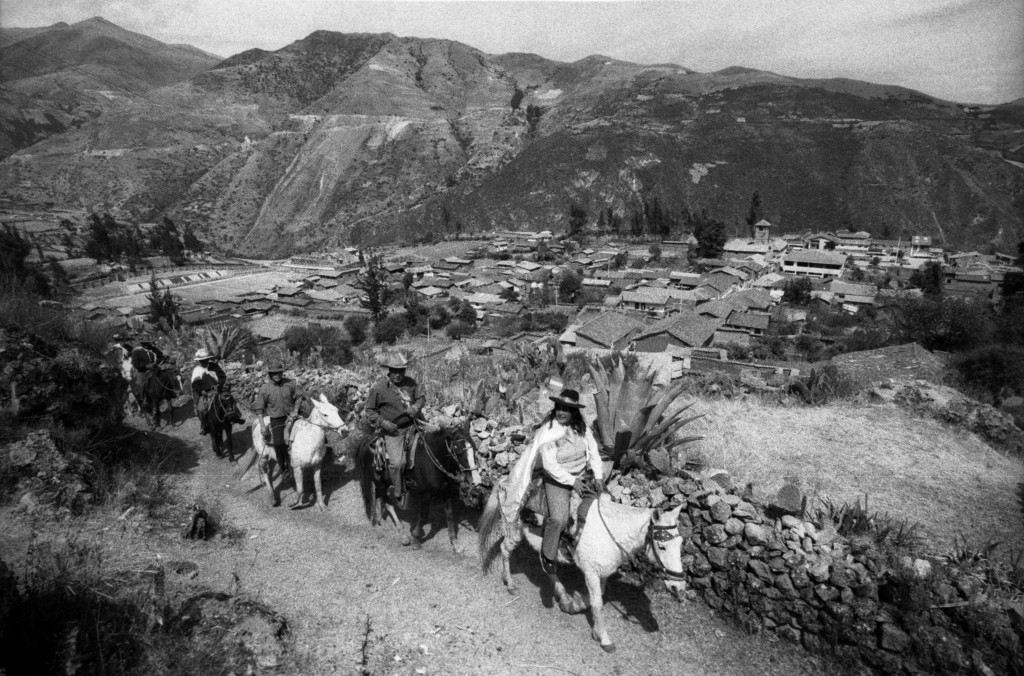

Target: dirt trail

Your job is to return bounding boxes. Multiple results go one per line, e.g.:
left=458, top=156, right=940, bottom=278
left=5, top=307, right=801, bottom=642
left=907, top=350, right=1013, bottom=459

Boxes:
left=136, top=415, right=846, bottom=676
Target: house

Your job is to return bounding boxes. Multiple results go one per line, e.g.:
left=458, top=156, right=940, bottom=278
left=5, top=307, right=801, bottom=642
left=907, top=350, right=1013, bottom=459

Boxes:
left=826, top=280, right=877, bottom=305
left=723, top=238, right=770, bottom=258
left=697, top=275, right=734, bottom=298
left=620, top=287, right=673, bottom=316
left=782, top=250, right=848, bottom=278
left=949, top=252, right=985, bottom=268
left=670, top=272, right=703, bottom=289
left=723, top=311, right=771, bottom=336
left=417, top=286, right=447, bottom=300
left=726, top=288, right=774, bottom=312
left=574, top=312, right=645, bottom=350
left=696, top=299, right=733, bottom=320
left=804, top=233, right=839, bottom=250
left=633, top=310, right=721, bottom=352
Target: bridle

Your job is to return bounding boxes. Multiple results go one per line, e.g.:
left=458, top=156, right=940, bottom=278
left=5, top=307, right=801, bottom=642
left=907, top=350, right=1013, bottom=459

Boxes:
left=414, top=421, right=473, bottom=482
left=596, top=498, right=687, bottom=582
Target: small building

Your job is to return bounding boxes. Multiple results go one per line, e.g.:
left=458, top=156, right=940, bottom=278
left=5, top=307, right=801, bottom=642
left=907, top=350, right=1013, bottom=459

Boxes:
left=782, top=250, right=848, bottom=278
left=826, top=280, right=877, bottom=305
left=633, top=311, right=722, bottom=352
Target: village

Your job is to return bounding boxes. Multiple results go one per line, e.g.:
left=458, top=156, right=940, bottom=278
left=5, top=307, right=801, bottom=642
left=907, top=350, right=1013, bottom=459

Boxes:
left=45, top=215, right=1013, bottom=392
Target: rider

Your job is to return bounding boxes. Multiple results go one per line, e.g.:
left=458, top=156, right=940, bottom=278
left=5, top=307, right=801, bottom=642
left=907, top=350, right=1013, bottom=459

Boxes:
left=131, top=339, right=167, bottom=374
left=190, top=347, right=231, bottom=435
left=255, top=361, right=305, bottom=477
left=534, top=388, right=604, bottom=577
left=363, top=353, right=425, bottom=507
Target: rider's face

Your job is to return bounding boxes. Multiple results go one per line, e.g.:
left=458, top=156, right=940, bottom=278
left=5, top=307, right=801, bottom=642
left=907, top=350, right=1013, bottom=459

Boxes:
left=270, top=372, right=283, bottom=384
left=388, top=368, right=404, bottom=384
left=554, top=407, right=573, bottom=425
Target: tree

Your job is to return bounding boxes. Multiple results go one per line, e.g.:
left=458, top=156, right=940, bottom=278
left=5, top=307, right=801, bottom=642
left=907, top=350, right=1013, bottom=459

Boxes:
left=150, top=216, right=186, bottom=265
left=146, top=275, right=180, bottom=330
left=0, top=224, right=50, bottom=296
left=691, top=210, right=726, bottom=259
left=745, top=191, right=762, bottom=236
left=357, top=254, right=394, bottom=322
left=557, top=269, right=582, bottom=303
left=611, top=251, right=629, bottom=270
left=373, top=314, right=406, bottom=344
left=782, top=277, right=813, bottom=306
left=526, top=104, right=544, bottom=133
left=568, top=205, right=587, bottom=238
left=510, top=86, right=525, bottom=111
left=648, top=243, right=662, bottom=263
left=909, top=261, right=944, bottom=295
left=284, top=324, right=352, bottom=366
left=182, top=224, right=204, bottom=255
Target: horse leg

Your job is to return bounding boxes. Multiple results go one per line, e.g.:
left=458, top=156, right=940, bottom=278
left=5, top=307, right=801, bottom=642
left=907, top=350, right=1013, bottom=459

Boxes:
left=289, top=466, right=307, bottom=509
left=259, top=455, right=279, bottom=507
left=583, top=568, right=615, bottom=653
left=410, top=493, right=429, bottom=550
left=225, top=424, right=235, bottom=462
left=500, top=538, right=517, bottom=594
left=444, top=496, right=459, bottom=553
left=313, top=464, right=326, bottom=511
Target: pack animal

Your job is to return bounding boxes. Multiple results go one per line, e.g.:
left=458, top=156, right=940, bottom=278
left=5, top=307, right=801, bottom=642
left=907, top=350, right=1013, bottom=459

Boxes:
left=201, top=389, right=241, bottom=461
left=245, top=394, right=349, bottom=510
left=478, top=489, right=687, bottom=653
left=111, top=342, right=140, bottom=415
left=130, top=346, right=181, bottom=427
left=353, top=423, right=475, bottom=551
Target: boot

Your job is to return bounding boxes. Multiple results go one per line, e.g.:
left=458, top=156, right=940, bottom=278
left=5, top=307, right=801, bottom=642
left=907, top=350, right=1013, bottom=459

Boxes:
left=389, top=466, right=404, bottom=500
left=199, top=418, right=208, bottom=436
left=540, top=554, right=559, bottom=578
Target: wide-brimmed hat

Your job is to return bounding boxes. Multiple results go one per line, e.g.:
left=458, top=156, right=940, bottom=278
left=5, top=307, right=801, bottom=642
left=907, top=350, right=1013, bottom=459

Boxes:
left=381, top=353, right=410, bottom=370
left=549, top=388, right=584, bottom=410
left=266, top=361, right=285, bottom=374
left=194, top=348, right=214, bottom=362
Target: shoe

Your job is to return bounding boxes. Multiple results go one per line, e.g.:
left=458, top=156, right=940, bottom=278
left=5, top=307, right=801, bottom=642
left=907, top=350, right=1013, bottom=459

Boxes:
left=540, top=555, right=558, bottom=576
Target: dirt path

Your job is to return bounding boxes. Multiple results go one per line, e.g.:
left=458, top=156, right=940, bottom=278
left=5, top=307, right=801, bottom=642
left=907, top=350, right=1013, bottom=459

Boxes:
left=132, top=415, right=850, bottom=676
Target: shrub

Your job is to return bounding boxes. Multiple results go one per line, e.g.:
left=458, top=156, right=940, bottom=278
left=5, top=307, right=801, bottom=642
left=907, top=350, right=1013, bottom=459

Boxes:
left=723, top=342, right=751, bottom=361
left=283, top=325, right=352, bottom=366
left=343, top=314, right=369, bottom=346
left=950, top=345, right=1024, bottom=401
left=373, top=314, right=407, bottom=344
left=446, top=320, right=475, bottom=340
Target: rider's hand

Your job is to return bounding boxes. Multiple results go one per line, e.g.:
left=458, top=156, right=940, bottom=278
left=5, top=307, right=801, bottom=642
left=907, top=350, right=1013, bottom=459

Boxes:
left=380, top=420, right=399, bottom=435
left=573, top=476, right=587, bottom=494
left=595, top=479, right=606, bottom=494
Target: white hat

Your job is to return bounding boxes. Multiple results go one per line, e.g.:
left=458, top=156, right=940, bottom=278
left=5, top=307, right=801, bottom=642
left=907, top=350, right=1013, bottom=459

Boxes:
left=194, top=348, right=214, bottom=361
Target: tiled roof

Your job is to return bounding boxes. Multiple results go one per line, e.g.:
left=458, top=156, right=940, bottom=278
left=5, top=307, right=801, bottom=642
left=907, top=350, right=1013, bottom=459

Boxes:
left=725, top=311, right=771, bottom=331
left=621, top=288, right=671, bottom=305
left=784, top=250, right=848, bottom=266
left=696, top=300, right=733, bottom=318
left=575, top=312, right=644, bottom=348
left=635, top=310, right=721, bottom=347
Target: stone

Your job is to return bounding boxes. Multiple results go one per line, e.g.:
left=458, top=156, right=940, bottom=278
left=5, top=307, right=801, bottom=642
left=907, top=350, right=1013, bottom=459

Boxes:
left=768, top=557, right=787, bottom=572
left=724, top=517, right=745, bottom=535
left=705, top=524, right=727, bottom=545
left=840, top=587, right=854, bottom=604
left=748, top=559, right=773, bottom=581
left=703, top=468, right=732, bottom=490
left=808, top=556, right=832, bottom=583
left=814, top=584, right=839, bottom=603
left=710, top=501, right=732, bottom=523
left=744, top=523, right=770, bottom=546
left=775, top=625, right=801, bottom=643
left=721, top=494, right=742, bottom=506
left=829, top=563, right=855, bottom=588
left=913, top=558, right=932, bottom=579
left=746, top=573, right=766, bottom=592
left=880, top=623, right=911, bottom=652
left=772, top=482, right=804, bottom=516
left=723, top=535, right=742, bottom=548
left=690, top=576, right=711, bottom=589
left=707, top=547, right=729, bottom=570
left=18, top=492, right=39, bottom=514
left=732, top=501, right=758, bottom=520
left=781, top=514, right=801, bottom=529
left=691, top=553, right=712, bottom=576
left=790, top=567, right=811, bottom=589
left=775, top=574, right=797, bottom=597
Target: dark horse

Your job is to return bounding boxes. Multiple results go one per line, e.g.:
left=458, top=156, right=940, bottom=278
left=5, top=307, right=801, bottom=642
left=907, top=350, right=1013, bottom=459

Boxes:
left=199, top=390, right=241, bottom=461
left=132, top=368, right=181, bottom=427
left=354, top=424, right=473, bottom=551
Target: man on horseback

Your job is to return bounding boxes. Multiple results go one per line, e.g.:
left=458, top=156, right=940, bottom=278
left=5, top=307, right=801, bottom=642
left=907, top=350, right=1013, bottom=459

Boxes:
left=190, top=348, right=237, bottom=435
left=255, top=361, right=305, bottom=477
left=363, top=353, right=425, bottom=508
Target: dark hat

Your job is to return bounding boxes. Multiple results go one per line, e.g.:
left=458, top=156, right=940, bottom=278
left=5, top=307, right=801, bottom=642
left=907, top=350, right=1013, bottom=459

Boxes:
left=549, top=388, right=584, bottom=409
left=266, top=361, right=285, bottom=374
left=381, top=353, right=410, bottom=370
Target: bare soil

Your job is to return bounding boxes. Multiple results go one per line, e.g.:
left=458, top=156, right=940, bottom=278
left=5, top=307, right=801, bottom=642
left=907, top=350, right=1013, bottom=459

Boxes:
left=26, top=410, right=860, bottom=675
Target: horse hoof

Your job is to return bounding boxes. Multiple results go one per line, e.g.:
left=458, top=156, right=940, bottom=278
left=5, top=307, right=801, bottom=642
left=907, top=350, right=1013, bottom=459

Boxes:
left=411, top=541, right=422, bottom=551
left=400, top=535, right=412, bottom=547
left=600, top=643, right=616, bottom=654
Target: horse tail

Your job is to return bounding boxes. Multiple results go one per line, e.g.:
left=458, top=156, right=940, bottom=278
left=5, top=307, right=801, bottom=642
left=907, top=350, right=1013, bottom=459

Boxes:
left=352, top=437, right=376, bottom=521
left=477, top=487, right=505, bottom=574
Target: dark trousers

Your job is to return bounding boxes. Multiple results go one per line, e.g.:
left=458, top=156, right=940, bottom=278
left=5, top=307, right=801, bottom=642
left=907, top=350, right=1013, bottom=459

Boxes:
left=542, top=475, right=572, bottom=561
left=269, top=416, right=289, bottom=470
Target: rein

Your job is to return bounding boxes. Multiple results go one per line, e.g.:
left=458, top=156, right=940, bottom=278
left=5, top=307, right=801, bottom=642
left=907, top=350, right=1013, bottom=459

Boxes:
left=415, top=422, right=471, bottom=482
left=595, top=498, right=686, bottom=582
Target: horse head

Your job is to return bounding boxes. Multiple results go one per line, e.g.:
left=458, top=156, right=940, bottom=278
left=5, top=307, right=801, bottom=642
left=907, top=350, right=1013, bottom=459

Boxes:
left=647, top=503, right=688, bottom=600
left=309, top=393, right=349, bottom=435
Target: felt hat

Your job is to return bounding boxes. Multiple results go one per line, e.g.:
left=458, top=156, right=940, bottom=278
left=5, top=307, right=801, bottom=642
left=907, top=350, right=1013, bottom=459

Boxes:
left=194, top=348, right=213, bottom=361
left=381, top=353, right=410, bottom=370
left=549, top=388, right=584, bottom=409
left=266, top=361, right=285, bottom=374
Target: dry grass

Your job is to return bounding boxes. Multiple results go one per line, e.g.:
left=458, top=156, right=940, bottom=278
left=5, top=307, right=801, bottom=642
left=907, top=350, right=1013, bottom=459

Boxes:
left=691, top=398, right=1024, bottom=555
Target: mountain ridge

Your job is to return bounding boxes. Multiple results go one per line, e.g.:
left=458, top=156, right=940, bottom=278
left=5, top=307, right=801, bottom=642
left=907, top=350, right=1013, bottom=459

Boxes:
left=1, top=18, right=1021, bottom=256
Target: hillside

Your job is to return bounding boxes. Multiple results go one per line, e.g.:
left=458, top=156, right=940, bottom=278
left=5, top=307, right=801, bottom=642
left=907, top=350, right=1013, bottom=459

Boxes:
left=1, top=19, right=1022, bottom=255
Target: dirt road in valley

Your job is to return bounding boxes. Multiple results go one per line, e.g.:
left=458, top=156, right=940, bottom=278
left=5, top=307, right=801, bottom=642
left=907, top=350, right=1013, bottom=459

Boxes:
left=135, top=415, right=848, bottom=676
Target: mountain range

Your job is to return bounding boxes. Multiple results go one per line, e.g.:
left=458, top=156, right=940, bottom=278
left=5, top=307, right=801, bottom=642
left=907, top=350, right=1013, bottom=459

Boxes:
left=1, top=17, right=1022, bottom=256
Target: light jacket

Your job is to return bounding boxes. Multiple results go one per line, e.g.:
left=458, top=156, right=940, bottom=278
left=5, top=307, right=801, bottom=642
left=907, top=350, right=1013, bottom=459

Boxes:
left=536, top=420, right=603, bottom=487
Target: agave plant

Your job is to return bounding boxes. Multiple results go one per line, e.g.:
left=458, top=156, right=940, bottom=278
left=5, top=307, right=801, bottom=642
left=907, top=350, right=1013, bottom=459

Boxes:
left=586, top=354, right=703, bottom=470
left=202, top=323, right=257, bottom=362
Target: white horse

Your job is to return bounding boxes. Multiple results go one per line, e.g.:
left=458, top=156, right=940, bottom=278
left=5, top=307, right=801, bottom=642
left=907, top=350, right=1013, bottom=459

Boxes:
left=245, top=394, right=349, bottom=510
left=111, top=342, right=140, bottom=415
left=479, top=490, right=687, bottom=653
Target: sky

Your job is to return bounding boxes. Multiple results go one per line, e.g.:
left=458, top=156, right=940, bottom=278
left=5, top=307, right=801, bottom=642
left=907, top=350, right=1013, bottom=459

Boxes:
left=2, top=0, right=1023, bottom=104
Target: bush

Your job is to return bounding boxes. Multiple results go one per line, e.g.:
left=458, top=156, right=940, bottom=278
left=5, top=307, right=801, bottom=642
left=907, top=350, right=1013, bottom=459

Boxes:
left=343, top=314, right=369, bottom=346
left=283, top=325, right=352, bottom=366
left=373, top=314, right=407, bottom=344
left=950, top=345, right=1024, bottom=401
left=446, top=320, right=475, bottom=340
left=722, top=342, right=751, bottom=361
